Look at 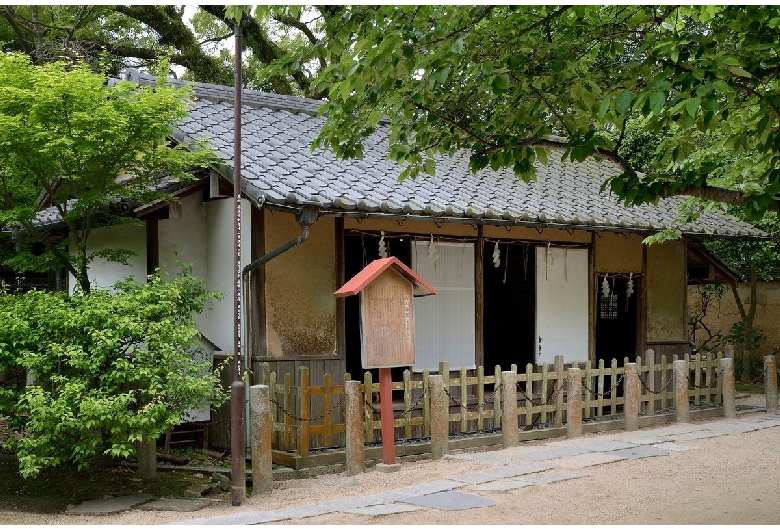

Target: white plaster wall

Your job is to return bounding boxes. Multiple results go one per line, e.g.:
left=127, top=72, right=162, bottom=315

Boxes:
left=203, top=198, right=252, bottom=353
left=69, top=223, right=147, bottom=294
left=158, top=193, right=209, bottom=332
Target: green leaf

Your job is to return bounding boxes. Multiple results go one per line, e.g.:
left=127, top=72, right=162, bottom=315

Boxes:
left=598, top=95, right=611, bottom=121
left=614, top=90, right=633, bottom=116
left=728, top=66, right=752, bottom=78
left=491, top=73, right=511, bottom=94
left=685, top=97, right=701, bottom=118
left=649, top=91, right=667, bottom=114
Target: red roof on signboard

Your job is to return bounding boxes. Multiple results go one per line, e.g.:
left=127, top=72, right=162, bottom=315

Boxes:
left=334, top=257, right=437, bottom=298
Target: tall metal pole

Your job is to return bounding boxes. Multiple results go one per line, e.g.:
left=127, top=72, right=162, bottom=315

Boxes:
left=230, top=20, right=246, bottom=506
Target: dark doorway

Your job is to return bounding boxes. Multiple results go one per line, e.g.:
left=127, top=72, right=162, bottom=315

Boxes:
left=483, top=242, right=535, bottom=370
left=343, top=234, right=411, bottom=381
left=595, top=276, right=638, bottom=364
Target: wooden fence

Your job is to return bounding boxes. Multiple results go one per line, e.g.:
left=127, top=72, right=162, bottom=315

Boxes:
left=256, top=351, right=727, bottom=459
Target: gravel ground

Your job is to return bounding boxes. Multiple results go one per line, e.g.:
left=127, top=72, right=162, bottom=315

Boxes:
left=2, top=394, right=777, bottom=525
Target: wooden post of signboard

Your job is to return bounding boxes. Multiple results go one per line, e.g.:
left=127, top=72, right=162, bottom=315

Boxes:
left=334, top=257, right=437, bottom=472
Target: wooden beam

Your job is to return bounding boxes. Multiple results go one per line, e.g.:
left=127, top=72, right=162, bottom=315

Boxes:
left=250, top=206, right=267, bottom=358
left=475, top=225, right=485, bottom=368
left=335, top=217, right=346, bottom=361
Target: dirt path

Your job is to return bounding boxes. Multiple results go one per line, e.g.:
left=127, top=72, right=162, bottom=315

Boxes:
left=2, top=397, right=778, bottom=525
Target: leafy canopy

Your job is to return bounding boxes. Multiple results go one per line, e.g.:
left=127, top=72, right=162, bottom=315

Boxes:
left=0, top=269, right=227, bottom=478
left=0, top=53, right=214, bottom=292
left=313, top=6, right=780, bottom=221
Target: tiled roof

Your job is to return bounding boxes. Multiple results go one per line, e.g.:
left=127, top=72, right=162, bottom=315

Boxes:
left=126, top=71, right=764, bottom=238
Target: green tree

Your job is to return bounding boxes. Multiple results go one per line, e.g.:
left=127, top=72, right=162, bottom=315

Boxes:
left=0, top=53, right=213, bottom=292
left=0, top=269, right=227, bottom=478
left=0, top=5, right=342, bottom=96
left=312, top=5, right=780, bottom=220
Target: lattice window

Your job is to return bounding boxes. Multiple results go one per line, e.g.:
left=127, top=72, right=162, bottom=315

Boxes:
left=599, top=294, right=619, bottom=320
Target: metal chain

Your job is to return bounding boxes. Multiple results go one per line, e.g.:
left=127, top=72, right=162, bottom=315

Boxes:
left=516, top=378, right=569, bottom=407
left=270, top=394, right=346, bottom=423
left=364, top=384, right=428, bottom=419
left=581, top=373, right=624, bottom=398
left=442, top=386, right=499, bottom=412
left=637, top=373, right=675, bottom=395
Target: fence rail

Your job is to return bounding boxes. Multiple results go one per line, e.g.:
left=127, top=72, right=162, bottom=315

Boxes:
left=257, top=350, right=730, bottom=459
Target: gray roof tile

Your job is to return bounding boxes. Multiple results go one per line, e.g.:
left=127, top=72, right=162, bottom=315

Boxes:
left=125, top=72, right=765, bottom=238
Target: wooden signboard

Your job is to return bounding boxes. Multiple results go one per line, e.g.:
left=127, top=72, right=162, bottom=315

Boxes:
left=335, top=257, right=436, bottom=369
left=360, top=270, right=415, bottom=368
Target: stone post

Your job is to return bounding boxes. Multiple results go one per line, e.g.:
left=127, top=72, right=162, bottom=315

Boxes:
left=720, top=357, right=736, bottom=419
left=673, top=360, right=690, bottom=423
left=501, top=370, right=518, bottom=447
left=567, top=368, right=582, bottom=438
left=624, top=363, right=639, bottom=432
left=429, top=375, right=448, bottom=459
left=249, top=384, right=273, bottom=493
left=764, top=355, right=779, bottom=413
left=345, top=380, right=365, bottom=475
left=724, top=345, right=734, bottom=359
left=644, top=349, right=656, bottom=416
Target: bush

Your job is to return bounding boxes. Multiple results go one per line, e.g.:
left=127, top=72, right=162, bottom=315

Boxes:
left=0, top=269, right=227, bottom=477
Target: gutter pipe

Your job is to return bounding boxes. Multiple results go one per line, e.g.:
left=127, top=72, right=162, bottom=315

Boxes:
left=240, top=203, right=319, bottom=458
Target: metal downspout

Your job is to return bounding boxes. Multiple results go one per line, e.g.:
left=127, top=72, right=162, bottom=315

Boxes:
left=241, top=204, right=319, bottom=452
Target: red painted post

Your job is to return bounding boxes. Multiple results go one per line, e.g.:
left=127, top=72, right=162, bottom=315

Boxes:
left=379, top=367, right=396, bottom=464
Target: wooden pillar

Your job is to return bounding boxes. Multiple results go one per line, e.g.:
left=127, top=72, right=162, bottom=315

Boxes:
left=674, top=359, right=690, bottom=423
left=764, top=355, right=778, bottom=413
left=567, top=368, right=582, bottom=438
left=344, top=380, right=365, bottom=476
left=501, top=370, right=518, bottom=447
left=249, top=385, right=273, bottom=493
left=429, top=375, right=448, bottom=459
left=644, top=349, right=656, bottom=416
left=720, top=357, right=736, bottom=419
left=378, top=367, right=396, bottom=465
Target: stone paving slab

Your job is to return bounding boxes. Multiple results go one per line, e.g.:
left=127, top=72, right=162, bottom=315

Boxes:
left=181, top=511, right=288, bottom=525
left=343, top=503, right=422, bottom=516
left=547, top=439, right=635, bottom=452
left=666, top=430, right=725, bottom=441
left=445, top=452, right=515, bottom=465
left=473, top=470, right=587, bottom=492
left=618, top=436, right=668, bottom=446
left=450, top=462, right=552, bottom=485
left=66, top=493, right=153, bottom=515
left=400, top=490, right=495, bottom=511
left=139, top=498, right=218, bottom=512
left=607, top=446, right=669, bottom=459
left=653, top=442, right=693, bottom=452
left=368, top=480, right=462, bottom=503
left=517, top=447, right=592, bottom=461
left=547, top=452, right=626, bottom=469
left=315, top=496, right=387, bottom=512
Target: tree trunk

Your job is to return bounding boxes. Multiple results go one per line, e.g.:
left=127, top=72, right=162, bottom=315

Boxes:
left=137, top=435, right=157, bottom=479
left=731, top=266, right=758, bottom=383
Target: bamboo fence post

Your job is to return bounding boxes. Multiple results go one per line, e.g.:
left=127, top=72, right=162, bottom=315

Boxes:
left=364, top=371, right=374, bottom=443
left=541, top=362, right=549, bottom=425
left=644, top=349, right=655, bottom=415
left=403, top=370, right=413, bottom=439
left=423, top=369, right=431, bottom=437
left=460, top=367, right=468, bottom=433
left=494, top=365, right=502, bottom=430
left=477, top=365, right=485, bottom=432
left=299, top=366, right=310, bottom=457
left=524, top=363, right=533, bottom=428
left=554, top=356, right=564, bottom=428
